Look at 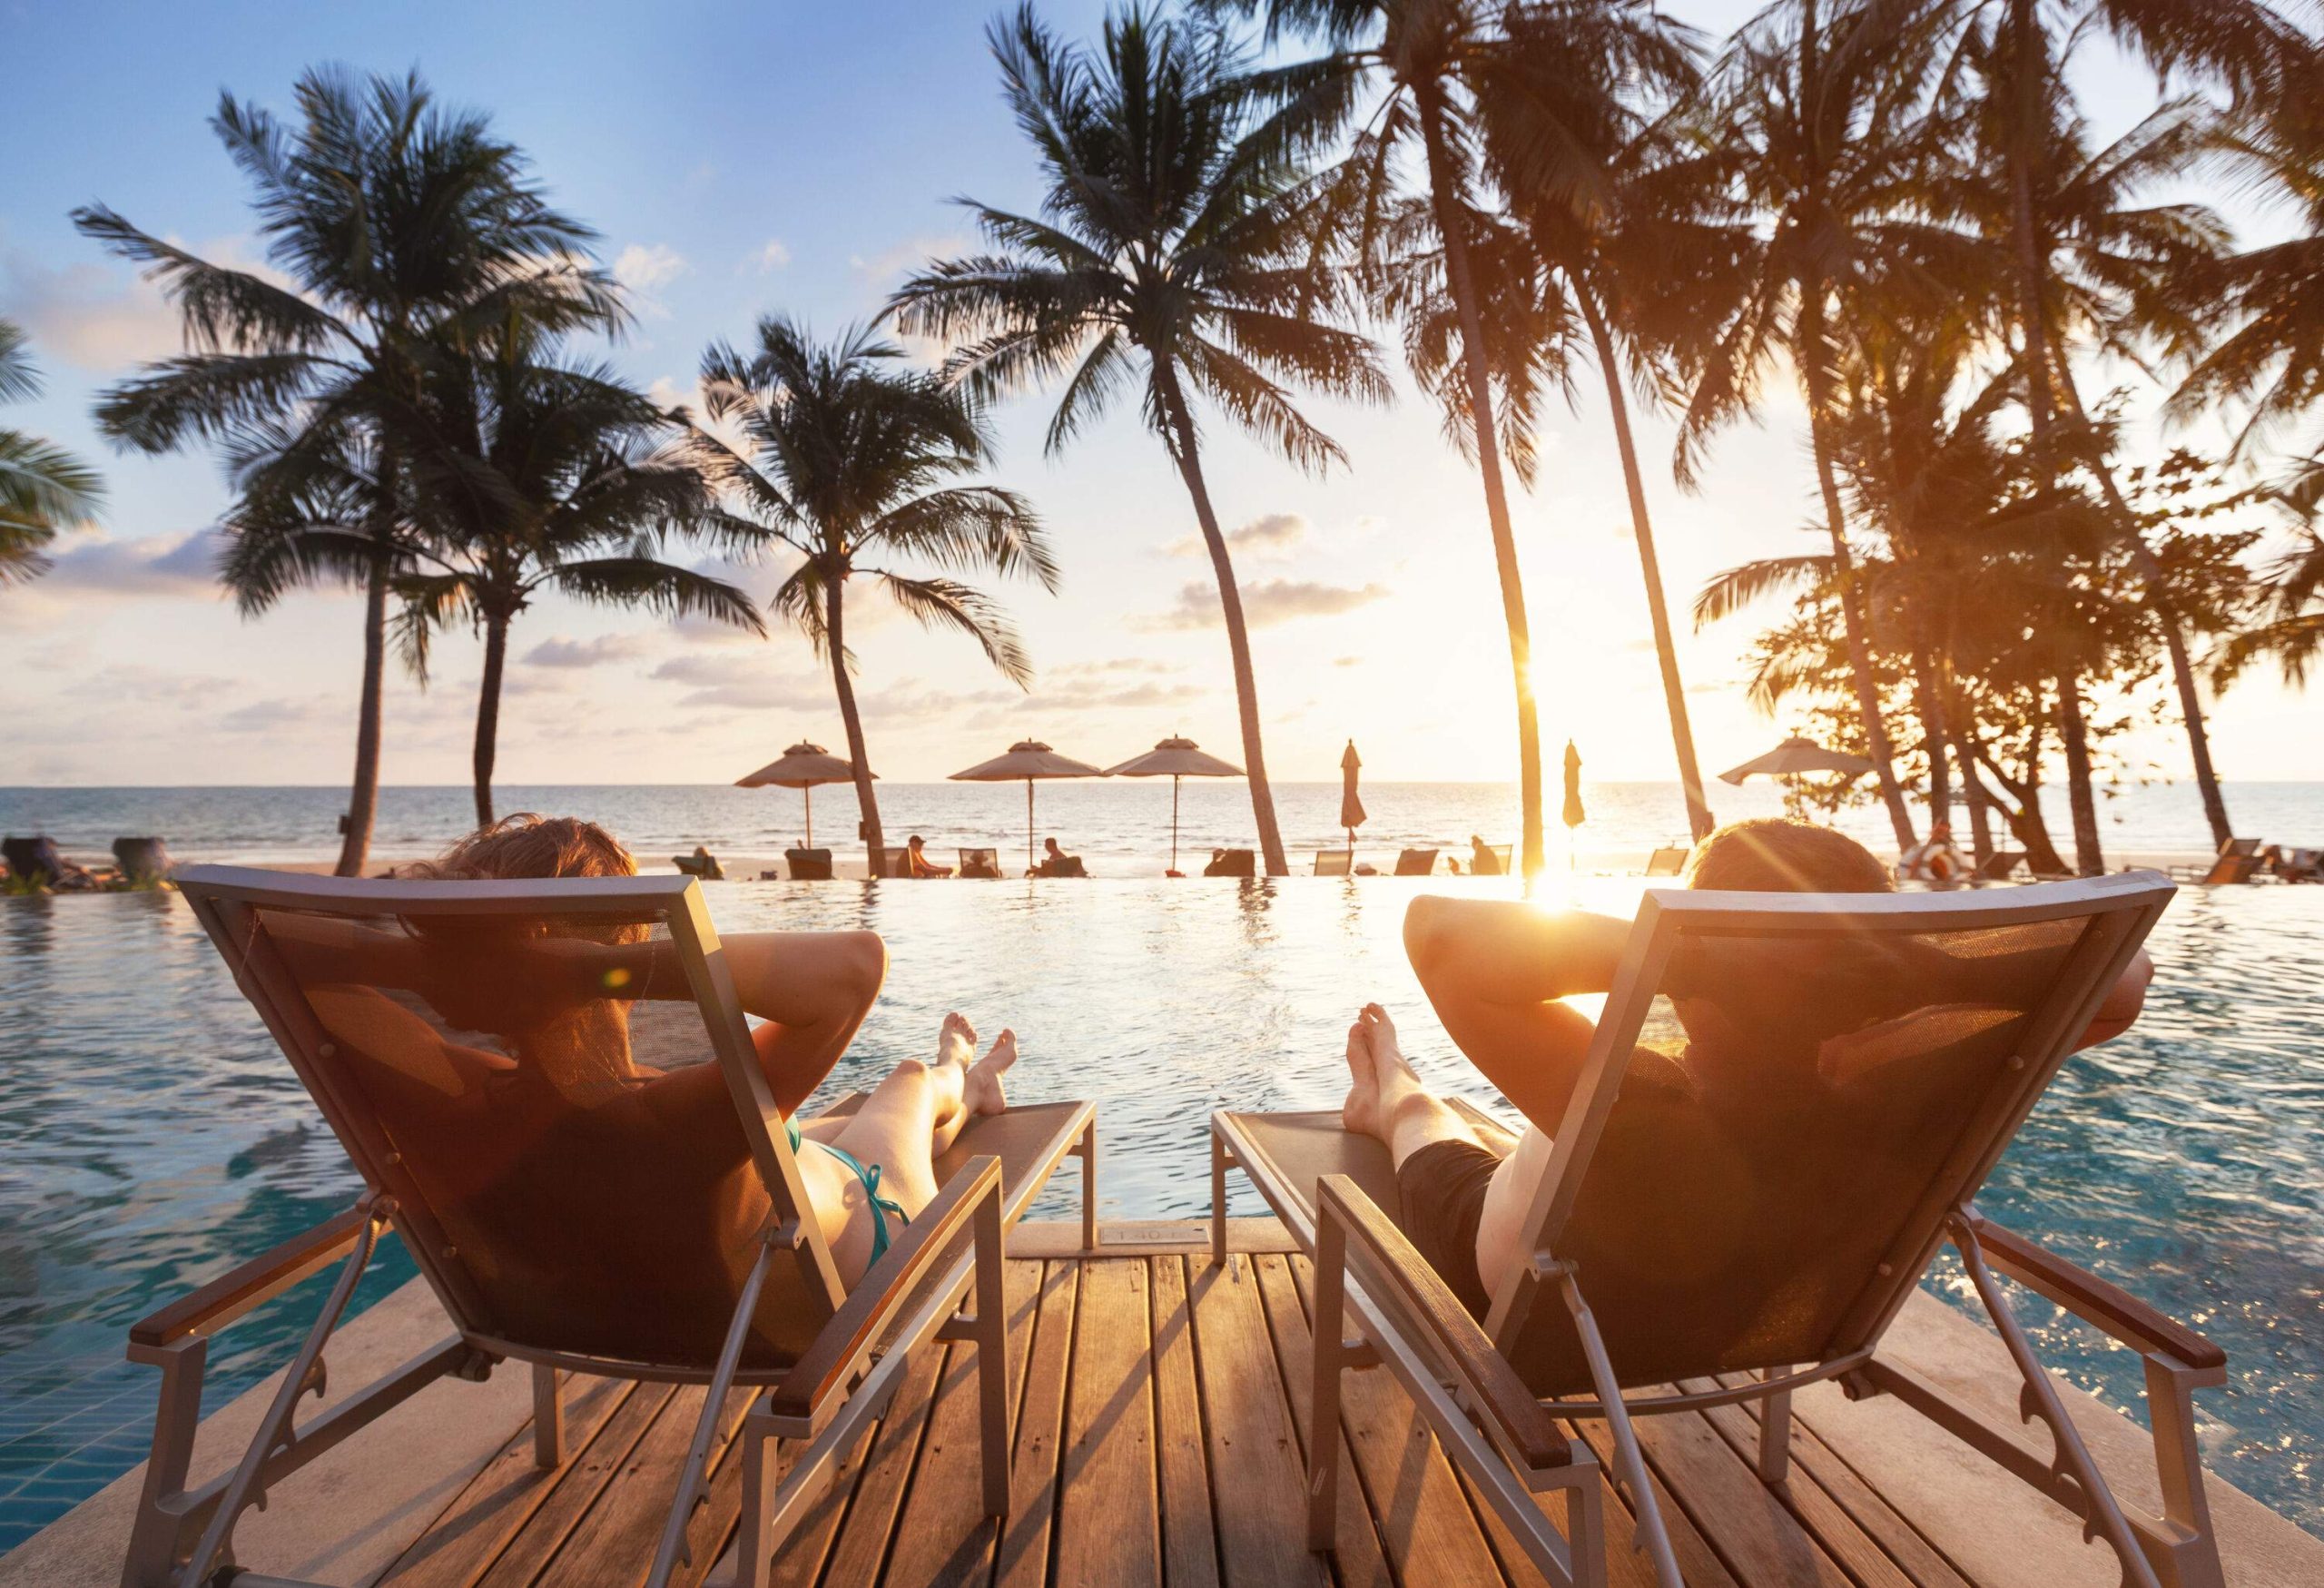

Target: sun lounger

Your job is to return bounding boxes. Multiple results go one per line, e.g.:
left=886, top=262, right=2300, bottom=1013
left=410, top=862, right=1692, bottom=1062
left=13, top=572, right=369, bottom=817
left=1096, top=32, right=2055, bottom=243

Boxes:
left=2170, top=836, right=2261, bottom=883
left=3, top=833, right=94, bottom=890
left=1211, top=874, right=2209, bottom=1588
left=1314, top=850, right=1353, bottom=876
left=111, top=835, right=175, bottom=883
left=1472, top=843, right=1513, bottom=876
left=959, top=846, right=1002, bottom=878
left=144, top=867, right=1096, bottom=1588
left=673, top=847, right=725, bottom=881
left=2272, top=846, right=2321, bottom=882
left=1972, top=848, right=2026, bottom=881
left=783, top=846, right=833, bottom=880
left=1393, top=847, right=1438, bottom=876
left=1202, top=848, right=1256, bottom=878
left=1642, top=845, right=1689, bottom=877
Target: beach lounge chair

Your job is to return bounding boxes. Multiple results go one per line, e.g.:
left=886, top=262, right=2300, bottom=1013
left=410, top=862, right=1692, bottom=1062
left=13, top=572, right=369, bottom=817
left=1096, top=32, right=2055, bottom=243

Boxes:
left=959, top=846, right=1002, bottom=879
left=1202, top=847, right=1256, bottom=878
left=1393, top=848, right=1438, bottom=876
left=1314, top=850, right=1354, bottom=876
left=141, top=867, right=1096, bottom=1588
left=2170, top=836, right=2261, bottom=883
left=1973, top=848, right=2027, bottom=882
left=1642, top=845, right=1689, bottom=878
left=2271, top=845, right=2321, bottom=882
left=3, top=833, right=93, bottom=890
left=673, top=846, right=725, bottom=881
left=1210, top=874, right=2212, bottom=1588
left=1472, top=842, right=1513, bottom=877
left=868, top=844, right=910, bottom=878
left=111, top=835, right=175, bottom=883
left=783, top=846, right=833, bottom=881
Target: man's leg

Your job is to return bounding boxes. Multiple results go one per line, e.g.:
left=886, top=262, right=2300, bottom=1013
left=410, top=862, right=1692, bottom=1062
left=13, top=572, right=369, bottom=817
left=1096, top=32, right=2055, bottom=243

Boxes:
left=1343, top=1003, right=1480, bottom=1169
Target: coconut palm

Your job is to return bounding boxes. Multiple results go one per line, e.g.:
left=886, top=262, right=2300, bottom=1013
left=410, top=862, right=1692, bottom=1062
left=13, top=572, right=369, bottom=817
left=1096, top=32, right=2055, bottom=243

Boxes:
left=389, top=340, right=765, bottom=825
left=1679, top=0, right=1970, bottom=853
left=75, top=66, right=621, bottom=873
left=0, top=320, right=102, bottom=585
left=2215, top=459, right=2324, bottom=688
left=1474, top=8, right=1730, bottom=840
left=1232, top=0, right=1555, bottom=875
left=893, top=4, right=1386, bottom=877
left=686, top=317, right=1056, bottom=869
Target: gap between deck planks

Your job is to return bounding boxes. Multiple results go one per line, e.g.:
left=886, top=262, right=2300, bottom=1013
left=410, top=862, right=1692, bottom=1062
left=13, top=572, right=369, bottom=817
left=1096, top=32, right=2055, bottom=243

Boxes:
left=375, top=1255, right=2010, bottom=1588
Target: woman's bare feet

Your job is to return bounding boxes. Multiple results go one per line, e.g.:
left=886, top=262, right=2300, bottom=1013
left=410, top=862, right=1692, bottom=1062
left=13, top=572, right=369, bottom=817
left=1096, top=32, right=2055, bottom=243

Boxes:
left=963, top=1030, right=1018, bottom=1117
left=1341, top=1013, right=1384, bottom=1139
left=938, top=1011, right=977, bottom=1070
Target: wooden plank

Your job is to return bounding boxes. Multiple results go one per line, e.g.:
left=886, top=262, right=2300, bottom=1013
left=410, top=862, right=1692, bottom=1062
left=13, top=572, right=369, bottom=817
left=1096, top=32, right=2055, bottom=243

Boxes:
left=1148, top=1257, right=1222, bottom=1588
left=535, top=1384, right=753, bottom=1588
left=1262, top=1253, right=1499, bottom=1586
left=882, top=1257, right=1049, bottom=1588
left=1622, top=1408, right=1854, bottom=1588
left=1683, top=1384, right=1921, bottom=1588
left=1572, top=1423, right=1745, bottom=1588
left=1008, top=1218, right=1299, bottom=1258
left=1053, top=1258, right=1163, bottom=1588
left=812, top=1344, right=950, bottom=1587
left=1182, top=1254, right=1342, bottom=1588
left=379, top=1375, right=636, bottom=1588
left=473, top=1383, right=681, bottom=1587
left=763, top=1400, right=886, bottom=1588
left=994, top=1259, right=1082, bottom=1588
left=1704, top=1375, right=1975, bottom=1588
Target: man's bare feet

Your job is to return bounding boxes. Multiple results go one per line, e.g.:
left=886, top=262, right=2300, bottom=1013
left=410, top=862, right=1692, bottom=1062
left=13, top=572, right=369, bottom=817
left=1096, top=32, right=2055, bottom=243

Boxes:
left=938, top=1011, right=977, bottom=1070
left=1340, top=1014, right=1383, bottom=1138
left=962, top=1030, right=1018, bottom=1117
left=1358, top=1002, right=1411, bottom=1085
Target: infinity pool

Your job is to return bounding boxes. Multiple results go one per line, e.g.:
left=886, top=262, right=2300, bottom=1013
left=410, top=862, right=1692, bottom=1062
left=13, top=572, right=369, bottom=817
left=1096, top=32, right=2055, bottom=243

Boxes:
left=1, top=878, right=2318, bottom=1547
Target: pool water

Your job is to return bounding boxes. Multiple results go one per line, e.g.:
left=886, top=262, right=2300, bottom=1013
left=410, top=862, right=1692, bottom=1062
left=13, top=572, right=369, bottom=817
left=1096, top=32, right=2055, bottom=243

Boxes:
left=1, top=878, right=2318, bottom=1549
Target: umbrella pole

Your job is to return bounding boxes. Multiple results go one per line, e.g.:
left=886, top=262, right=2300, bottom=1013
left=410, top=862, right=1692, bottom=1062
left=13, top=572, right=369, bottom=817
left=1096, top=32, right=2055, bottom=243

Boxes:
left=803, top=786, right=812, bottom=851
left=1172, top=775, right=1180, bottom=873
left=1027, top=779, right=1035, bottom=875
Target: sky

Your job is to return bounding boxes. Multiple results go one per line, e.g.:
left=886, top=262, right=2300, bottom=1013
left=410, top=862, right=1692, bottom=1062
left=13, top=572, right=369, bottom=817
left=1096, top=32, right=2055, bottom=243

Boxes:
left=0, top=0, right=2315, bottom=790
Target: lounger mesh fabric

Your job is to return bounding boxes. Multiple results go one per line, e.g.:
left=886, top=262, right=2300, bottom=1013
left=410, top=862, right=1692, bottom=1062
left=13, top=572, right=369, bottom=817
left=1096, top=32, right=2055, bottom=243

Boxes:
left=242, top=899, right=830, bottom=1370
left=1507, top=913, right=2088, bottom=1396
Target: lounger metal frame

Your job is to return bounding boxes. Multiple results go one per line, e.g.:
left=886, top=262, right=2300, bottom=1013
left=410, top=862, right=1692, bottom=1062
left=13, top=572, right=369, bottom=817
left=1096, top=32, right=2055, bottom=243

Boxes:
left=1216, top=874, right=2223, bottom=1588
left=132, top=866, right=1094, bottom=1588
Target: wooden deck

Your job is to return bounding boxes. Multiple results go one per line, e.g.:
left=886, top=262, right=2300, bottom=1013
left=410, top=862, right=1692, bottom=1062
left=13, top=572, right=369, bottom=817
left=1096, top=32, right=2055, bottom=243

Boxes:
left=361, top=1231, right=2249, bottom=1588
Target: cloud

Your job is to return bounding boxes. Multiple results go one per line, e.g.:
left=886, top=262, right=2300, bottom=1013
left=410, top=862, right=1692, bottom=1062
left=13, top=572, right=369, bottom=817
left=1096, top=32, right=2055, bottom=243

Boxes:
left=848, top=235, right=966, bottom=291
left=524, top=634, right=654, bottom=669
left=650, top=650, right=824, bottom=711
left=1, top=232, right=295, bottom=370
left=746, top=239, right=792, bottom=273
left=614, top=243, right=688, bottom=318
left=1049, top=657, right=1181, bottom=680
left=1165, top=512, right=1309, bottom=561
left=36, top=527, right=226, bottom=597
left=1138, top=577, right=1390, bottom=631
left=219, top=695, right=340, bottom=734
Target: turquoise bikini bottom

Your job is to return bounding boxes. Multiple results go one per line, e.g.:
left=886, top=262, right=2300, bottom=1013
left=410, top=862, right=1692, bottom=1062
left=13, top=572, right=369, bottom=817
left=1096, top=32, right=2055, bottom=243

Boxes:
left=786, top=1119, right=911, bottom=1264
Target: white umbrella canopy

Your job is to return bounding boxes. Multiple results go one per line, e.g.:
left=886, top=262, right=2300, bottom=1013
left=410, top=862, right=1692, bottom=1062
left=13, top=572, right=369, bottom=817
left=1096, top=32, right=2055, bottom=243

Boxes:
left=735, top=742, right=871, bottom=849
left=1718, top=735, right=1874, bottom=785
left=950, top=739, right=1108, bottom=872
left=1104, top=736, right=1245, bottom=874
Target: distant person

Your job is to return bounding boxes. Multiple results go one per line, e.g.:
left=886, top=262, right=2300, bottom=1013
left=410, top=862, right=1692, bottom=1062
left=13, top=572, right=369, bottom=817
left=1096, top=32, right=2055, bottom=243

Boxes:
left=1201, top=847, right=1256, bottom=878
left=1035, top=836, right=1086, bottom=878
left=1899, top=822, right=1965, bottom=884
left=904, top=834, right=953, bottom=878
left=1469, top=834, right=1503, bottom=877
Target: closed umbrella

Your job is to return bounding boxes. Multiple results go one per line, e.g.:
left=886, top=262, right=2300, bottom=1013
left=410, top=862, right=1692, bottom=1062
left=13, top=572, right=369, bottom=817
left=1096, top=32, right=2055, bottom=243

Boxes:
left=1103, top=735, right=1243, bottom=874
left=1340, top=740, right=1366, bottom=864
left=1561, top=741, right=1585, bottom=869
left=735, top=741, right=868, bottom=849
left=950, top=739, right=1108, bottom=873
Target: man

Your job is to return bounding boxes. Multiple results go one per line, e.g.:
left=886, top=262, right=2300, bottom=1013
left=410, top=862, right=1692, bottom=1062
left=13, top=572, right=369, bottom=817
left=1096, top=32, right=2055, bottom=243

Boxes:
left=1339, top=817, right=2156, bottom=1317
left=904, top=833, right=953, bottom=878
left=1898, top=821, right=1965, bottom=883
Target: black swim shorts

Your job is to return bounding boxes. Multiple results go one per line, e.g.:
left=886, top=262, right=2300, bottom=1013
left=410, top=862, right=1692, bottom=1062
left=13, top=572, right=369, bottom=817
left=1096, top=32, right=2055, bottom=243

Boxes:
left=1393, top=1138, right=1502, bottom=1318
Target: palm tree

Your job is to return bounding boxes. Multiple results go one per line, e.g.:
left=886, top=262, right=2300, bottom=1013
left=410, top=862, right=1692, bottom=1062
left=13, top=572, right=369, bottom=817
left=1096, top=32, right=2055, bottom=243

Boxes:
left=0, top=320, right=102, bottom=585
left=893, top=4, right=1386, bottom=877
left=1474, top=7, right=1730, bottom=840
left=1681, top=0, right=1968, bottom=853
left=76, top=67, right=622, bottom=873
left=686, top=317, right=1057, bottom=869
left=2214, top=459, right=2324, bottom=689
left=1236, top=0, right=1554, bottom=876
left=389, top=340, right=765, bottom=825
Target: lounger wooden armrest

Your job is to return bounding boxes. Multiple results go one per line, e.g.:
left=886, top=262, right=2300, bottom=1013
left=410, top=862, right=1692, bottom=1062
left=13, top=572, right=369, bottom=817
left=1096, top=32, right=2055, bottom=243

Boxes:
left=1315, top=1174, right=1573, bottom=1473
left=129, top=1206, right=372, bottom=1349
left=768, top=1155, right=1004, bottom=1425
left=1964, top=1214, right=2227, bottom=1375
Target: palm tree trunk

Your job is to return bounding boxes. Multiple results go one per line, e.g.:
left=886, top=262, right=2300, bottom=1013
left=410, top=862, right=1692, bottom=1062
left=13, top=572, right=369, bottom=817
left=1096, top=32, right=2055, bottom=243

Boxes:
left=1971, top=736, right=2070, bottom=877
left=334, top=550, right=389, bottom=876
left=1580, top=291, right=1713, bottom=841
left=1154, top=364, right=1288, bottom=876
left=2049, top=354, right=2234, bottom=848
left=471, top=613, right=508, bottom=830
left=1418, top=88, right=1546, bottom=882
left=1907, top=638, right=1954, bottom=832
left=2005, top=0, right=2057, bottom=463
left=826, top=580, right=885, bottom=875
left=2054, top=669, right=2105, bottom=875
left=1797, top=300, right=1916, bottom=852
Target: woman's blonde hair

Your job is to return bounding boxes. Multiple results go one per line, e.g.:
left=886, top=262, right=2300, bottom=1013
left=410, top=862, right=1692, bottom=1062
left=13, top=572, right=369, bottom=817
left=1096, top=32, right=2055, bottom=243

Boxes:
left=406, top=814, right=644, bottom=944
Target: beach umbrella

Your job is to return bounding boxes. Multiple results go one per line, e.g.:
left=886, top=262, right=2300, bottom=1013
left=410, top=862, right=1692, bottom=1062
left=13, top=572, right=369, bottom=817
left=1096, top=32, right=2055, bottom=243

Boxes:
left=1561, top=741, right=1585, bottom=869
left=735, top=741, right=868, bottom=849
left=1340, top=740, right=1366, bottom=863
left=950, top=739, right=1108, bottom=872
left=1103, top=735, right=1243, bottom=874
left=1718, top=735, right=1874, bottom=784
